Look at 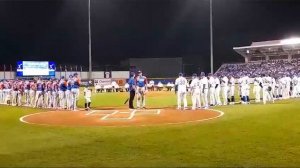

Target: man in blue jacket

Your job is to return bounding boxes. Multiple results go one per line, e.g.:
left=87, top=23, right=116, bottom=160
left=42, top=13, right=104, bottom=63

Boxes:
left=128, top=72, right=136, bottom=109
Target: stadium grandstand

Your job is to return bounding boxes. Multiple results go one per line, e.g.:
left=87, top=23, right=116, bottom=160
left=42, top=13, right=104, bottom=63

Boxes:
left=215, top=37, right=300, bottom=77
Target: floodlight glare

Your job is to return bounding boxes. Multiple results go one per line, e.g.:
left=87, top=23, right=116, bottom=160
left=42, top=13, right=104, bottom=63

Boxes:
left=280, top=37, right=300, bottom=45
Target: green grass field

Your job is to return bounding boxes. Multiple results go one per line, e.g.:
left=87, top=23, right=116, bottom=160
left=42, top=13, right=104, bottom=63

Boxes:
left=1, top=88, right=300, bottom=167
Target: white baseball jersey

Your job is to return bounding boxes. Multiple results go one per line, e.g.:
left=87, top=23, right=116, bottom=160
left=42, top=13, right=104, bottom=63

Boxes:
left=229, top=77, right=235, bottom=87
left=254, top=77, right=263, bottom=87
left=190, top=77, right=201, bottom=93
left=241, top=76, right=250, bottom=87
left=215, top=77, right=220, bottom=88
left=208, top=77, right=216, bottom=89
left=285, top=76, right=292, bottom=86
left=200, top=77, right=208, bottom=90
left=262, top=76, right=272, bottom=87
left=175, top=76, right=188, bottom=93
left=292, top=76, right=298, bottom=86
left=221, top=76, right=228, bottom=87
left=84, top=88, right=92, bottom=98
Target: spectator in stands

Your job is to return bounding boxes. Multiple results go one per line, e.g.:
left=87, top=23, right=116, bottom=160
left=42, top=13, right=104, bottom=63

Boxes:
left=215, top=59, right=300, bottom=78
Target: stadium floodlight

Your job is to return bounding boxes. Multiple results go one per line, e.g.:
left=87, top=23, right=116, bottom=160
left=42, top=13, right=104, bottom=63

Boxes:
left=280, top=37, right=300, bottom=45
left=88, top=0, right=92, bottom=80
left=210, top=0, right=213, bottom=74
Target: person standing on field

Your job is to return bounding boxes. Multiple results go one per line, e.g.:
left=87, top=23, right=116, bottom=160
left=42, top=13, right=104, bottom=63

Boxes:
left=214, top=76, right=222, bottom=106
left=262, top=74, right=274, bottom=104
left=175, top=73, right=188, bottom=110
left=135, top=70, right=148, bottom=109
left=253, top=75, right=263, bottom=103
left=84, top=85, right=92, bottom=111
left=221, top=75, right=229, bottom=105
left=208, top=73, right=216, bottom=106
left=70, top=73, right=81, bottom=111
left=200, top=72, right=209, bottom=109
left=128, top=72, right=136, bottom=109
left=190, top=73, right=201, bottom=110
left=228, top=75, right=235, bottom=104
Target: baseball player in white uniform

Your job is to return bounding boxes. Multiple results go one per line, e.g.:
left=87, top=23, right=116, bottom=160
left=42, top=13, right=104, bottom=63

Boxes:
left=291, top=75, right=298, bottom=98
left=200, top=72, right=209, bottom=108
left=228, top=75, right=235, bottom=104
left=84, top=85, right=92, bottom=111
left=0, top=81, right=3, bottom=104
left=297, top=75, right=300, bottom=97
left=282, top=74, right=291, bottom=99
left=175, top=73, right=188, bottom=110
left=23, top=80, right=30, bottom=106
left=221, top=75, right=229, bottom=105
left=208, top=73, right=216, bottom=106
left=253, top=75, right=262, bottom=103
left=214, top=76, right=222, bottom=106
left=135, top=70, right=148, bottom=109
left=190, top=73, right=201, bottom=110
left=70, top=73, right=81, bottom=111
left=29, top=81, right=36, bottom=107
left=273, top=77, right=280, bottom=99
left=241, top=75, right=250, bottom=104
left=262, top=74, right=274, bottom=104
left=66, top=75, right=73, bottom=110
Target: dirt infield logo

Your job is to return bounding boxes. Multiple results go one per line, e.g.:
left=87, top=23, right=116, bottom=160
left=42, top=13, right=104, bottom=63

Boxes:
left=85, top=109, right=161, bottom=120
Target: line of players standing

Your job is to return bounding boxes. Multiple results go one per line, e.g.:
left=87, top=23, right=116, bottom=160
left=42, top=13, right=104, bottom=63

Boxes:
left=175, top=72, right=300, bottom=110
left=0, top=73, right=81, bottom=111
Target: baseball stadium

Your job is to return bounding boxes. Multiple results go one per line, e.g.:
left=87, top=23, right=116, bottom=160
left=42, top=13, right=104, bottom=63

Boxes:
left=1, top=0, right=300, bottom=167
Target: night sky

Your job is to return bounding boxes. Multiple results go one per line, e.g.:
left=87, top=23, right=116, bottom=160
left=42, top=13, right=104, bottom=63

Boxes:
left=1, top=0, right=300, bottom=72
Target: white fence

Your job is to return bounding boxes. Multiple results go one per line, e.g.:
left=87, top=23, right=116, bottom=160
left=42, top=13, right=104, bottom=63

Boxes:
left=0, top=71, right=129, bottom=80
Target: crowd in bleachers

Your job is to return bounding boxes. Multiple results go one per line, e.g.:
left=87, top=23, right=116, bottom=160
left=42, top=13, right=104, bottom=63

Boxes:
left=215, top=59, right=300, bottom=78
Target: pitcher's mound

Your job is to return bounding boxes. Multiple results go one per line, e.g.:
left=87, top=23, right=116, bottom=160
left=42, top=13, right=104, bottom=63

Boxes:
left=20, top=108, right=223, bottom=127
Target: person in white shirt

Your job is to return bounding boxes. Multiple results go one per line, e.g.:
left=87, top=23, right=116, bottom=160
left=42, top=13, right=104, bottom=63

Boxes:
left=262, top=74, right=274, bottom=104
left=148, top=80, right=155, bottom=91
left=278, top=75, right=285, bottom=99
left=253, top=75, right=263, bottom=103
left=241, top=75, right=250, bottom=104
left=111, top=81, right=119, bottom=92
left=200, top=72, right=209, bottom=109
left=84, top=86, right=92, bottom=111
left=156, top=81, right=164, bottom=91
left=285, top=75, right=292, bottom=99
left=190, top=73, right=201, bottom=110
left=175, top=73, right=188, bottom=110
left=166, top=82, right=175, bottom=91
left=228, top=75, right=235, bottom=105
left=208, top=73, right=216, bottom=106
left=237, top=77, right=243, bottom=103
left=214, top=76, right=222, bottom=106
left=291, top=75, right=298, bottom=98
left=124, top=83, right=129, bottom=92
left=273, top=77, right=280, bottom=99
left=221, top=75, right=229, bottom=105
left=297, top=76, right=300, bottom=97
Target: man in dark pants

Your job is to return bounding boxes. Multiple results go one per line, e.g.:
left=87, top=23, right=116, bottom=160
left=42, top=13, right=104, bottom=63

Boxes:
left=128, top=72, right=136, bottom=109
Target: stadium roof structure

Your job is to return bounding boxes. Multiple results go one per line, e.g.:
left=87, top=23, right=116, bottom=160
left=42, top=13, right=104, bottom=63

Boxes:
left=233, top=37, right=300, bottom=62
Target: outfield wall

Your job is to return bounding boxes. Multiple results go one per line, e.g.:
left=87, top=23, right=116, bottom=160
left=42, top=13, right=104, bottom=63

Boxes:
left=129, top=58, right=182, bottom=78
left=0, top=71, right=129, bottom=80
